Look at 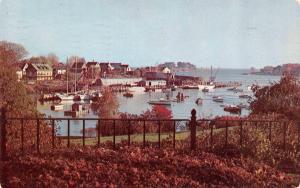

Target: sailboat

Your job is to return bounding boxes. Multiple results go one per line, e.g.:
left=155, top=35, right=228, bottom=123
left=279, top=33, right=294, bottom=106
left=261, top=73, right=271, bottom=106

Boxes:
left=56, top=57, right=74, bottom=101
left=198, top=66, right=216, bottom=91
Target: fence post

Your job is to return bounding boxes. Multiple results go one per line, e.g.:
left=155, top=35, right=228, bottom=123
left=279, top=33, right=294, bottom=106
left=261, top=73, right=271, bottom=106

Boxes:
left=0, top=108, right=7, bottom=161
left=190, top=109, right=197, bottom=151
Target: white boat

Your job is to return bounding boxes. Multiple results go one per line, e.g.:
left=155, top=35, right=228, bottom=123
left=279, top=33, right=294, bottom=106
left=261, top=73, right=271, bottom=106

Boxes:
left=79, top=93, right=92, bottom=100
left=198, top=84, right=215, bottom=91
left=212, top=96, right=224, bottom=102
left=148, top=98, right=171, bottom=105
left=50, top=104, right=64, bottom=111
left=128, top=86, right=145, bottom=94
left=56, top=93, right=74, bottom=101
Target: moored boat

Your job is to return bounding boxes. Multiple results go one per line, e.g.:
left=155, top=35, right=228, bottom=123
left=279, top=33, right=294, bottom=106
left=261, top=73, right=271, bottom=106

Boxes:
left=212, top=96, right=224, bottom=102
left=224, top=105, right=241, bottom=114
left=50, top=104, right=64, bottom=111
left=123, top=92, right=133, bottom=98
left=195, top=97, right=203, bottom=105
left=56, top=93, right=74, bottom=101
left=148, top=98, right=172, bottom=105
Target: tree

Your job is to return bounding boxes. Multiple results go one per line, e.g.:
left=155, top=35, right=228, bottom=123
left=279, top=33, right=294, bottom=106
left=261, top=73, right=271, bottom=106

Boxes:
left=0, top=41, right=28, bottom=64
left=47, top=53, right=60, bottom=66
left=250, top=74, right=300, bottom=120
left=95, top=88, right=119, bottom=118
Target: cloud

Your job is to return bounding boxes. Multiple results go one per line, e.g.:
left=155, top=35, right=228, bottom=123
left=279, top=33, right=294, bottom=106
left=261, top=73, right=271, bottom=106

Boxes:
left=297, top=0, right=300, bottom=5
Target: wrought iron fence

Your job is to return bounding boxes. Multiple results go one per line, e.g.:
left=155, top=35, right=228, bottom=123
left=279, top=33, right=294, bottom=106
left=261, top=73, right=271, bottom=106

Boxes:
left=1, top=109, right=300, bottom=161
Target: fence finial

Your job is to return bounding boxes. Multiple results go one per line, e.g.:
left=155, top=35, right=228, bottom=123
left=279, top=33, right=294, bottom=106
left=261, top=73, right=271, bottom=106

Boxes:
left=190, top=109, right=197, bottom=151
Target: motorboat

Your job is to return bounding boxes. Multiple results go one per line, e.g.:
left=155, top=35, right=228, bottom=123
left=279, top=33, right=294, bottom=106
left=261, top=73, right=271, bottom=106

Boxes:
left=56, top=93, right=74, bottom=101
left=224, top=105, right=241, bottom=114
left=239, top=94, right=251, bottom=99
left=128, top=86, right=145, bottom=94
left=202, top=87, right=210, bottom=92
left=50, top=104, right=64, bottom=111
left=182, top=85, right=199, bottom=89
left=195, top=98, right=203, bottom=105
left=198, top=83, right=215, bottom=91
left=227, top=87, right=243, bottom=93
left=123, top=92, right=133, bottom=98
left=148, top=98, right=172, bottom=105
left=237, top=103, right=249, bottom=109
left=212, top=96, right=224, bottom=102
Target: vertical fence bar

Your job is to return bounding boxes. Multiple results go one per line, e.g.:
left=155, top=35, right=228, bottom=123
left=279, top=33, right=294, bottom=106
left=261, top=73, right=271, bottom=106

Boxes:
left=21, top=119, right=24, bottom=154
left=298, top=122, right=300, bottom=149
left=225, top=120, right=228, bottom=148
left=143, top=120, right=146, bottom=148
left=190, top=109, right=197, bottom=151
left=36, top=119, right=40, bottom=153
left=97, top=119, right=100, bottom=147
left=82, top=120, right=85, bottom=147
left=210, top=121, right=213, bottom=149
left=283, top=121, right=287, bottom=151
left=113, top=120, right=116, bottom=149
left=67, top=119, right=70, bottom=148
left=0, top=108, right=7, bottom=161
left=128, top=120, right=131, bottom=146
left=269, top=122, right=272, bottom=142
left=173, top=121, right=176, bottom=149
left=158, top=120, right=161, bottom=148
left=240, top=121, right=243, bottom=147
left=52, top=119, right=55, bottom=149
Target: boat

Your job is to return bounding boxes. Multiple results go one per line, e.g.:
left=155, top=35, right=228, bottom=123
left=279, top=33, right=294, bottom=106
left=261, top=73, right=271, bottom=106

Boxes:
left=237, top=103, right=249, bottom=109
left=50, top=104, right=64, bottom=111
left=212, top=96, right=224, bottom=102
left=56, top=93, right=74, bottom=101
left=148, top=98, right=172, bottom=105
left=202, top=87, right=209, bottom=92
left=224, top=105, right=241, bottom=114
left=239, top=94, right=251, bottom=99
left=123, top=92, right=133, bottom=98
left=227, top=87, right=243, bottom=92
left=195, top=98, right=203, bottom=105
left=79, top=93, right=92, bottom=100
left=128, top=86, right=145, bottom=94
left=198, top=83, right=215, bottom=91
left=171, top=86, right=177, bottom=91
left=182, top=85, right=199, bottom=89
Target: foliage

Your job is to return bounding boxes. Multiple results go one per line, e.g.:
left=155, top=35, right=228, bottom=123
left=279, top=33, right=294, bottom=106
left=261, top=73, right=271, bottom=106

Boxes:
left=0, top=41, right=28, bottom=64
left=1, top=146, right=290, bottom=188
left=93, top=88, right=119, bottom=118
left=197, top=120, right=300, bottom=174
left=0, top=43, right=59, bottom=155
left=95, top=105, right=173, bottom=136
left=250, top=74, right=300, bottom=120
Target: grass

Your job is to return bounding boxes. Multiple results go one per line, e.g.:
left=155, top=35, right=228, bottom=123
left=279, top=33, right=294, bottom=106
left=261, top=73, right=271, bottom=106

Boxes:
left=59, top=126, right=233, bottom=146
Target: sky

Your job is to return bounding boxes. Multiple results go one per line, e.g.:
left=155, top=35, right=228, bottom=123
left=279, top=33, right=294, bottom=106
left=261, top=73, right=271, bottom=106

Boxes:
left=0, top=0, right=300, bottom=68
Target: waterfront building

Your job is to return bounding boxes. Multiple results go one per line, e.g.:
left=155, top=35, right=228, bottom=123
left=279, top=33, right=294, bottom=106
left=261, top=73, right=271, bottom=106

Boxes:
left=100, top=77, right=142, bottom=86
left=26, top=63, right=53, bottom=81
left=70, top=61, right=86, bottom=74
left=53, top=62, right=67, bottom=78
left=86, top=61, right=101, bottom=79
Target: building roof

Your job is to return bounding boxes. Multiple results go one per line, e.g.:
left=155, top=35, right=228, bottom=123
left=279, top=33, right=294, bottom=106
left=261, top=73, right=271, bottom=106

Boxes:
left=29, top=63, right=53, bottom=71
left=143, top=72, right=170, bottom=80
left=71, top=61, right=85, bottom=69
left=86, top=61, right=99, bottom=68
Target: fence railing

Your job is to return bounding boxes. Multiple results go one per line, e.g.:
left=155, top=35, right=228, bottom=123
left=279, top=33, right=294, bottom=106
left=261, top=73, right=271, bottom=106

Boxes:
left=1, top=108, right=300, bottom=161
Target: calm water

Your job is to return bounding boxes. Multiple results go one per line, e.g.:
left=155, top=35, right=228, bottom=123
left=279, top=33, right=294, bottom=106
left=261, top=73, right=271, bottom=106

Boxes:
left=37, top=69, right=280, bottom=136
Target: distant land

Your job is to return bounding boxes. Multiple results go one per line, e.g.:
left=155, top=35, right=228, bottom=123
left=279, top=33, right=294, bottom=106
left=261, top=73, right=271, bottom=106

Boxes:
left=253, top=63, right=300, bottom=76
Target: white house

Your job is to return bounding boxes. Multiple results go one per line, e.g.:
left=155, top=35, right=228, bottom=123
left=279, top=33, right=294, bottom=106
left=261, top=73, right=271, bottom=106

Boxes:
left=161, top=67, right=171, bottom=74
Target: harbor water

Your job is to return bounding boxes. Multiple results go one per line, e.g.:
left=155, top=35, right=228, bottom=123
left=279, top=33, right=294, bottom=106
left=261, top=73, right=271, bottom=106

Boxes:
left=37, top=69, right=280, bottom=136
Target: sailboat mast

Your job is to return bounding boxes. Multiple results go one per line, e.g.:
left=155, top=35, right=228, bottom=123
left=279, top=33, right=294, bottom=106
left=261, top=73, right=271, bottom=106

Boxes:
left=75, top=58, right=77, bottom=93
left=66, top=57, right=69, bottom=95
